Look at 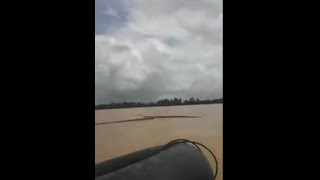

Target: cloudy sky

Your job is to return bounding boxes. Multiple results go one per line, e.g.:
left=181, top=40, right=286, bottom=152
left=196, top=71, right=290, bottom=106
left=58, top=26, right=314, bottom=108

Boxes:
left=95, top=0, right=222, bottom=105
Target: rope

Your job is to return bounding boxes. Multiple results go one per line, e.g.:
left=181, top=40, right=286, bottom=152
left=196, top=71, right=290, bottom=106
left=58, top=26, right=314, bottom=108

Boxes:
left=163, top=139, right=219, bottom=180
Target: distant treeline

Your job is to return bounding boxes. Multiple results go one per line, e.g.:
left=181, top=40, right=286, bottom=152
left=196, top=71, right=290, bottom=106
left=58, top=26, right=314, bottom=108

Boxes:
left=95, top=98, right=223, bottom=110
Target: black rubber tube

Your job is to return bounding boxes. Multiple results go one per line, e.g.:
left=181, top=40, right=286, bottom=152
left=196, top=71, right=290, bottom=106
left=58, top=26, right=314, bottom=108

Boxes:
left=95, top=145, right=164, bottom=178
left=95, top=143, right=214, bottom=180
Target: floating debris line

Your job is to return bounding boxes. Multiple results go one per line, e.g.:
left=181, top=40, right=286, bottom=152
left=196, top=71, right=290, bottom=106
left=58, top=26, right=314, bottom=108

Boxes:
left=95, top=115, right=201, bottom=126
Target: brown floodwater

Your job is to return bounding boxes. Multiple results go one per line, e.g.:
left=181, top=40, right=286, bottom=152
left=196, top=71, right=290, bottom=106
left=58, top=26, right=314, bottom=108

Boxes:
left=95, top=104, right=223, bottom=180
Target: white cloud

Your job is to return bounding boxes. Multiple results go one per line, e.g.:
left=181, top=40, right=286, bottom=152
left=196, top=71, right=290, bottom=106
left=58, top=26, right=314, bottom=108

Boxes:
left=102, top=6, right=120, bottom=17
left=95, top=0, right=222, bottom=104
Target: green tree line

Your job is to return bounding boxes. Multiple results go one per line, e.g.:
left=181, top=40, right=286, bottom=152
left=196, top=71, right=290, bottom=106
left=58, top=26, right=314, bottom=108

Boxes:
left=95, top=98, right=223, bottom=110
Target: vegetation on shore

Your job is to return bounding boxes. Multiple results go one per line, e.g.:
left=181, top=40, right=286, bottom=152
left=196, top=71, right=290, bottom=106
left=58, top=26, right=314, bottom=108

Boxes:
left=95, top=97, right=223, bottom=110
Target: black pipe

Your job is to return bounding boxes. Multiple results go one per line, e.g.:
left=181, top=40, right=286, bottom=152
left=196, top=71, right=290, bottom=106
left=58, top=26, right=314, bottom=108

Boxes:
left=95, top=143, right=214, bottom=180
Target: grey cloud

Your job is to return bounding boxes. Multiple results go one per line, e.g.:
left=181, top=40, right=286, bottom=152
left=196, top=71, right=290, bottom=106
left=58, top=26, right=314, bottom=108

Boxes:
left=95, top=0, right=222, bottom=104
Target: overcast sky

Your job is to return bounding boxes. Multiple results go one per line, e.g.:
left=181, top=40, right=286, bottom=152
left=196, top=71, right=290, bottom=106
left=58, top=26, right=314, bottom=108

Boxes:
left=95, top=0, right=222, bottom=105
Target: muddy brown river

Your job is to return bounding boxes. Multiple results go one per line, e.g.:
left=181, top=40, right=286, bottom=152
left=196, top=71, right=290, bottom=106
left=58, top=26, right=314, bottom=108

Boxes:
left=95, top=104, right=223, bottom=180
